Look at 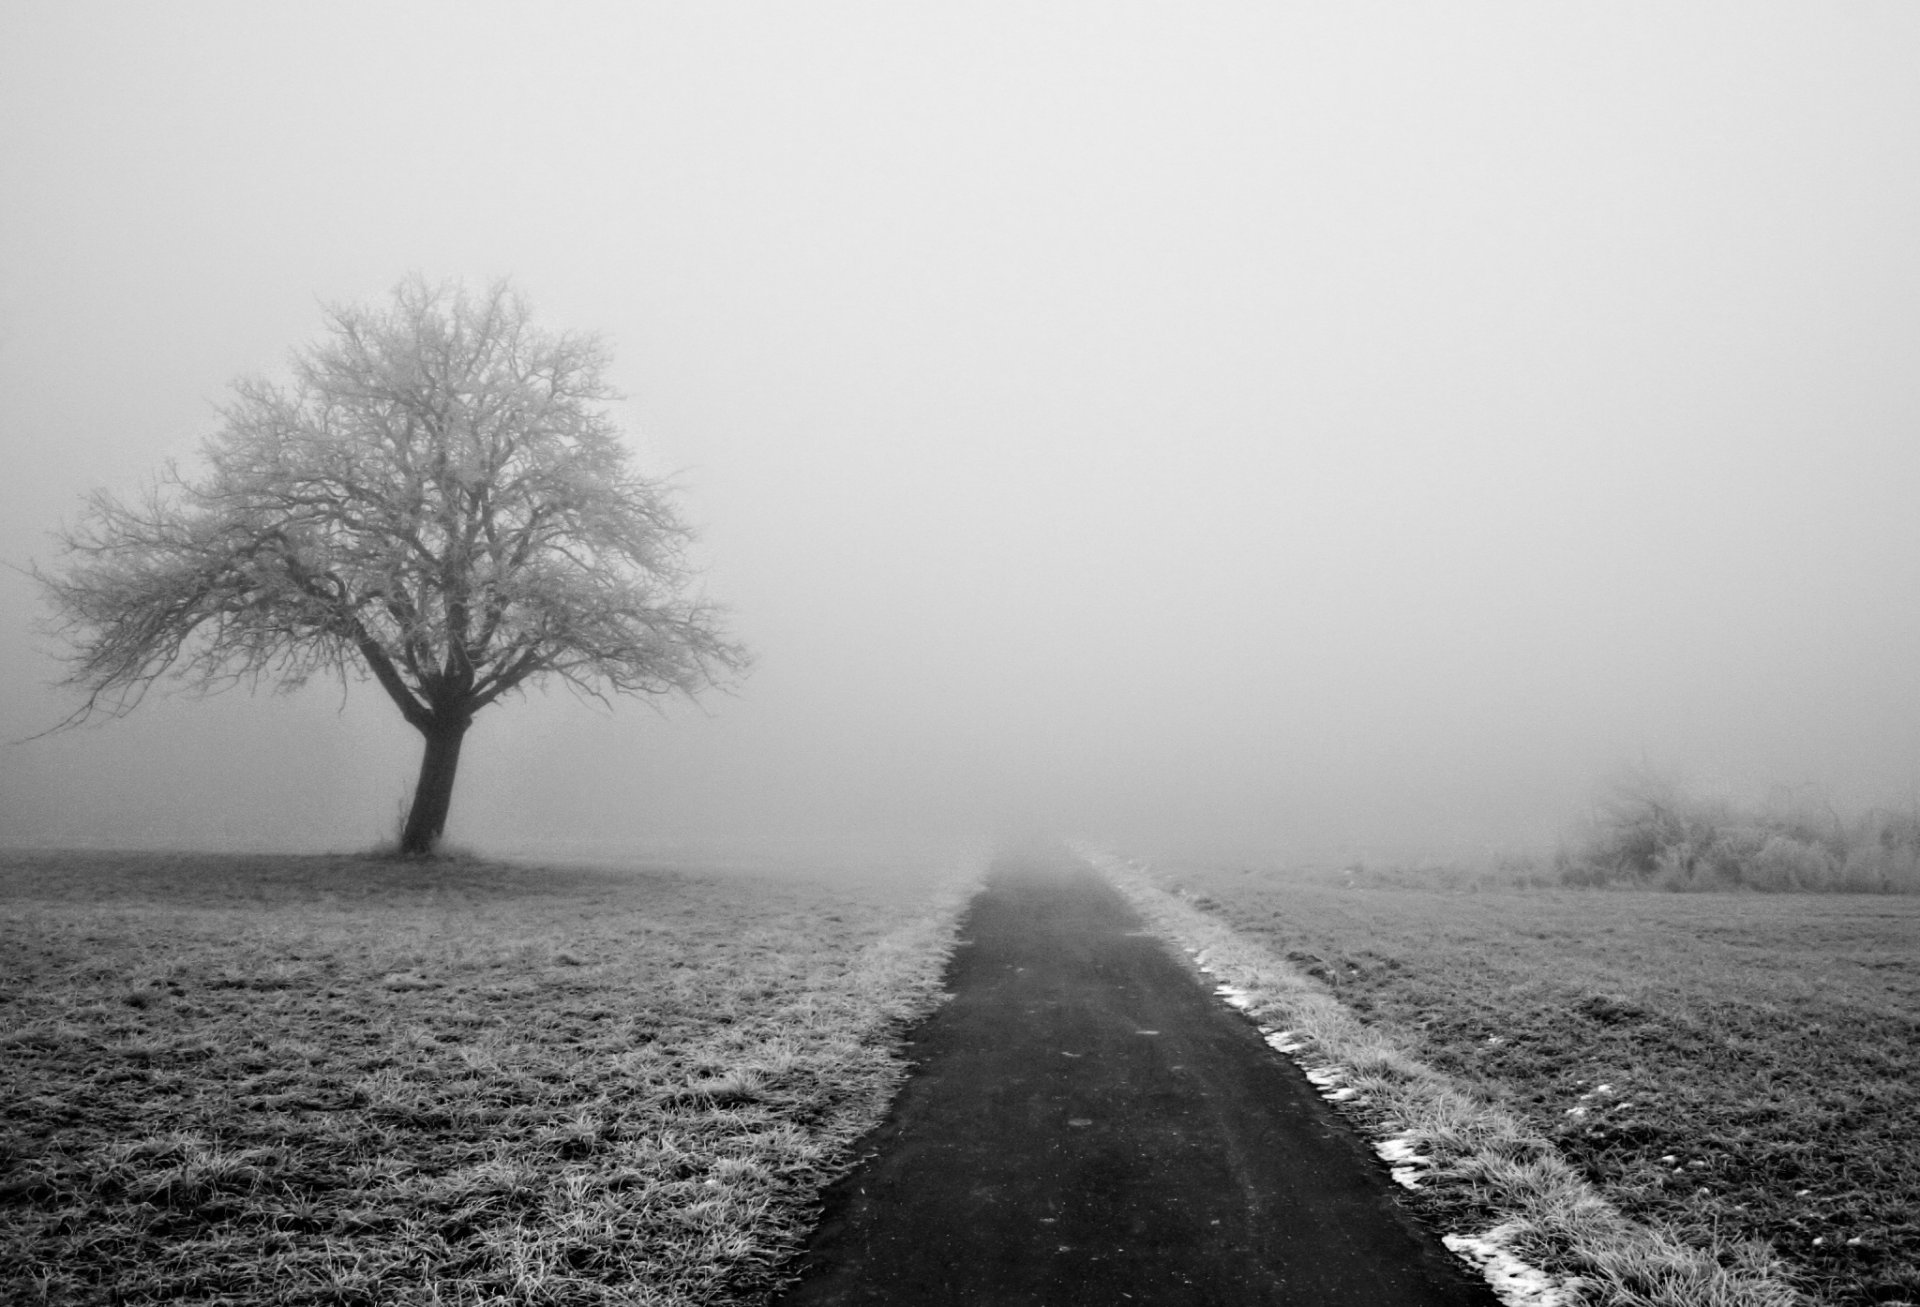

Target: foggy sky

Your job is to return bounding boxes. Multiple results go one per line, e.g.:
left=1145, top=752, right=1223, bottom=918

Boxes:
left=6, top=3, right=1920, bottom=864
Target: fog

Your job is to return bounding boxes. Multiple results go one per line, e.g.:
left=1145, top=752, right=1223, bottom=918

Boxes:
left=6, top=4, right=1920, bottom=866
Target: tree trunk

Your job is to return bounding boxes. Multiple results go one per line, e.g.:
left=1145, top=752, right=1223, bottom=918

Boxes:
left=399, top=718, right=469, bottom=855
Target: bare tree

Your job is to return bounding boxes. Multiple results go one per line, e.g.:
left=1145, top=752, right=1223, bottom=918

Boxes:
left=35, top=277, right=748, bottom=854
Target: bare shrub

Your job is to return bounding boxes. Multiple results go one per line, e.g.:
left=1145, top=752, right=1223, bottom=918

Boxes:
left=1749, top=834, right=1833, bottom=891
left=1846, top=808, right=1920, bottom=892
left=1566, top=770, right=1919, bottom=893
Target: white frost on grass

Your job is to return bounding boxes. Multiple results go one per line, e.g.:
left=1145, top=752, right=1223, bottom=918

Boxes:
left=1442, top=1225, right=1584, bottom=1307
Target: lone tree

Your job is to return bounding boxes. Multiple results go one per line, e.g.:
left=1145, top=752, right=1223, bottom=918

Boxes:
left=36, top=277, right=747, bottom=854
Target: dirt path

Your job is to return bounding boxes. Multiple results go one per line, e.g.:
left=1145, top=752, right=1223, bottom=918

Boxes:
left=775, top=848, right=1498, bottom=1306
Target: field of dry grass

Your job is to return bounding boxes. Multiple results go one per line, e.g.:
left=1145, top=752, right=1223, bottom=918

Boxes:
left=1125, top=855, right=1918, bottom=1307
left=0, top=849, right=975, bottom=1306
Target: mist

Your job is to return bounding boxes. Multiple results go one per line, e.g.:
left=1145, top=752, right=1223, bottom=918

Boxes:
left=6, top=3, right=1920, bottom=866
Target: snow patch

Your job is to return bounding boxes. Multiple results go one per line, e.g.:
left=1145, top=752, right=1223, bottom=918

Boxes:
left=1443, top=1224, right=1581, bottom=1307
left=1264, top=1029, right=1305, bottom=1053
left=1374, top=1135, right=1431, bottom=1189
left=1375, top=1137, right=1425, bottom=1165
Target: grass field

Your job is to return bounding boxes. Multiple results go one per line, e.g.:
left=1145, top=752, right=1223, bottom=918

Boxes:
left=0, top=849, right=975, bottom=1306
left=1128, top=857, right=1919, bottom=1307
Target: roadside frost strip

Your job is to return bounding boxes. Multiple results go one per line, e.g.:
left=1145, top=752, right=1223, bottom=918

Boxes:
left=1264, top=1029, right=1305, bottom=1054
left=1443, top=1225, right=1582, bottom=1307
left=1374, top=1137, right=1432, bottom=1190
left=1072, top=843, right=1806, bottom=1307
left=854, top=861, right=985, bottom=1016
left=1207, top=908, right=1444, bottom=1195
left=1204, top=918, right=1441, bottom=1194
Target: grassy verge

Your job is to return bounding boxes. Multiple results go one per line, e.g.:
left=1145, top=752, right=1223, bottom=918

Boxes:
left=0, top=849, right=977, bottom=1306
left=1079, top=846, right=1918, bottom=1307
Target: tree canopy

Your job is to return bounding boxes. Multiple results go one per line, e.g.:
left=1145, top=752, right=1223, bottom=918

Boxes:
left=37, top=277, right=747, bottom=853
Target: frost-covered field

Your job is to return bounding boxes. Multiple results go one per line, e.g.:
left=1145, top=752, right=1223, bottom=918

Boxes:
left=1108, top=852, right=1918, bottom=1307
left=0, top=850, right=974, bottom=1306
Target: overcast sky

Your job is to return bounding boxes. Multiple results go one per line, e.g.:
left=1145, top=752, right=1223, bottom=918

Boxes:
left=5, top=3, right=1920, bottom=865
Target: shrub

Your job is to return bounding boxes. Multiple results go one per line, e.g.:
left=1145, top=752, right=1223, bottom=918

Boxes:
left=1563, top=771, right=1920, bottom=893
left=1748, top=834, right=1833, bottom=891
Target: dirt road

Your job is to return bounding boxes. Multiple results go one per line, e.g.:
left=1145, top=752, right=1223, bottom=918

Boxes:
left=775, top=847, right=1497, bottom=1305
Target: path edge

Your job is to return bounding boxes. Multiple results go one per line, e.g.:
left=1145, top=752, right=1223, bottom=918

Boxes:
left=1072, top=843, right=1810, bottom=1307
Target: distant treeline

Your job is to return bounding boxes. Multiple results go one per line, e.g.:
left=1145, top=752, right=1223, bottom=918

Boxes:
left=1557, top=773, right=1920, bottom=894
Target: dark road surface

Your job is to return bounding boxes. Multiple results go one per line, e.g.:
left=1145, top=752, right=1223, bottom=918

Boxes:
left=775, top=848, right=1499, bottom=1306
